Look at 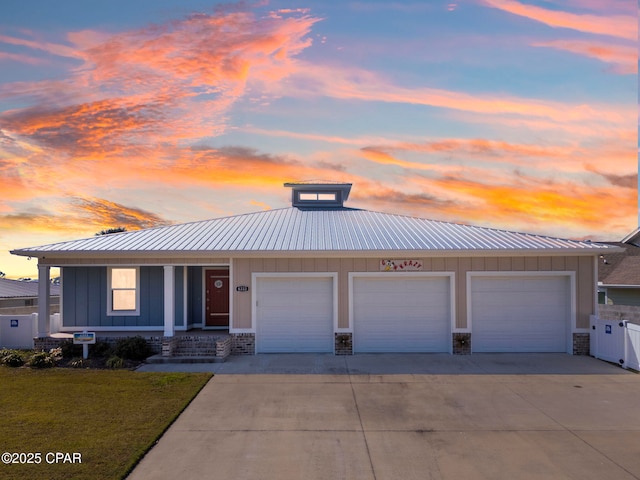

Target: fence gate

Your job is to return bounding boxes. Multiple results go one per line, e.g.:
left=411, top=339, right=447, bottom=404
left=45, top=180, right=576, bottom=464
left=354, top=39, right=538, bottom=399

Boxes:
left=591, top=315, right=640, bottom=370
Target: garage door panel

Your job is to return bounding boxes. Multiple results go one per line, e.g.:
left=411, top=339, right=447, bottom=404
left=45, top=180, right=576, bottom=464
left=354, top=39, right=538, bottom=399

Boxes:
left=471, top=276, right=569, bottom=353
left=353, top=276, right=450, bottom=353
left=257, top=277, right=333, bottom=353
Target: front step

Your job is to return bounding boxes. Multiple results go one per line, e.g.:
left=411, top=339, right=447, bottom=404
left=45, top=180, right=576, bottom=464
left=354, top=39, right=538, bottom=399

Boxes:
left=161, top=335, right=231, bottom=361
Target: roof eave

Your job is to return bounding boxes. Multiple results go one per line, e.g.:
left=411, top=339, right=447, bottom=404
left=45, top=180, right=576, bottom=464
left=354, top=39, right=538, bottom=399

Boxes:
left=15, top=246, right=621, bottom=262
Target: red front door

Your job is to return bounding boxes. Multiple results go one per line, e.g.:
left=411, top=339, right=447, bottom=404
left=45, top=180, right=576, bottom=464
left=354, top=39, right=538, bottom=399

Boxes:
left=205, top=268, right=229, bottom=328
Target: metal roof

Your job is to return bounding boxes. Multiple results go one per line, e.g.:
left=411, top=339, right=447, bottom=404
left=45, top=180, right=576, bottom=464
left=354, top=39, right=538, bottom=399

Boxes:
left=0, top=278, right=61, bottom=298
left=11, top=207, right=619, bottom=257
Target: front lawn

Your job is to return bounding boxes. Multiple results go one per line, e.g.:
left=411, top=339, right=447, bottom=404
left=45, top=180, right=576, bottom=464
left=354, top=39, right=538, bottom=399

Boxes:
left=0, top=367, right=212, bottom=480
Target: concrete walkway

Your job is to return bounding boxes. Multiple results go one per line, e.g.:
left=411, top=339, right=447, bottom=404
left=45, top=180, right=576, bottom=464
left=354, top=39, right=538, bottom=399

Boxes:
left=129, top=355, right=640, bottom=480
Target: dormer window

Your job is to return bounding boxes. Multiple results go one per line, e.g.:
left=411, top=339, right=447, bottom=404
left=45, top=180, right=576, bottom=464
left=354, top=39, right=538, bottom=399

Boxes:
left=285, top=181, right=352, bottom=208
left=299, top=192, right=337, bottom=202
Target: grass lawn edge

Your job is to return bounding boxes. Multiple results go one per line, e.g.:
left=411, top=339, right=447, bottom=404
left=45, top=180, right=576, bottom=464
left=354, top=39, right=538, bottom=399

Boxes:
left=121, top=372, right=214, bottom=478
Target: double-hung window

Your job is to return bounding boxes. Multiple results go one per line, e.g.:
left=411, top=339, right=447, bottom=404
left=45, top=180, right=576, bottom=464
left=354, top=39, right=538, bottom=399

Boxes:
left=108, top=267, right=140, bottom=315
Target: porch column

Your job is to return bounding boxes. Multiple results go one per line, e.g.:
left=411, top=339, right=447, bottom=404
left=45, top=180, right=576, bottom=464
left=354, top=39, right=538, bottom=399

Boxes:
left=163, top=266, right=175, bottom=337
left=37, top=264, right=51, bottom=338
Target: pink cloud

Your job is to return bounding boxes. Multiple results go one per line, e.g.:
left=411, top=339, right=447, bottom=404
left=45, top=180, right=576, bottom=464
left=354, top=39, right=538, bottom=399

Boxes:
left=0, top=33, right=78, bottom=58
left=0, top=51, right=49, bottom=65
left=483, top=0, right=636, bottom=40
left=276, top=64, right=633, bottom=128
left=533, top=39, right=636, bottom=74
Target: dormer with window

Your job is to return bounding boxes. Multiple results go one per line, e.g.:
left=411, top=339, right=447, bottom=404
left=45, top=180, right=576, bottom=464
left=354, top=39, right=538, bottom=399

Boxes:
left=284, top=181, right=352, bottom=208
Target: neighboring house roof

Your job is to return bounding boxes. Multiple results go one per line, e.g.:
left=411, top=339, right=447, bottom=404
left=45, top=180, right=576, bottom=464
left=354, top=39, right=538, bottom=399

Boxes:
left=11, top=207, right=618, bottom=257
left=599, top=242, right=640, bottom=287
left=0, top=278, right=60, bottom=298
left=621, top=227, right=640, bottom=247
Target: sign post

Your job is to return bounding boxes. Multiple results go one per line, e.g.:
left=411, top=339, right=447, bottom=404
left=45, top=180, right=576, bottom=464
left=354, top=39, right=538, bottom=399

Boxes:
left=73, top=331, right=96, bottom=359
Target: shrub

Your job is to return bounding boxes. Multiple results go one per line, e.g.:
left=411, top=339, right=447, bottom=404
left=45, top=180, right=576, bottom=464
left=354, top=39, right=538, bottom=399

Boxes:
left=60, top=340, right=82, bottom=359
left=106, top=356, right=125, bottom=369
left=49, top=347, right=63, bottom=359
left=91, top=340, right=113, bottom=358
left=69, top=358, right=85, bottom=368
left=1, top=351, right=25, bottom=367
left=29, top=351, right=56, bottom=369
left=113, top=336, right=152, bottom=361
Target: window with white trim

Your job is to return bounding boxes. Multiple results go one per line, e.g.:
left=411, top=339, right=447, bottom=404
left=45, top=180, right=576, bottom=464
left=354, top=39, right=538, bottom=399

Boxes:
left=108, top=267, right=140, bottom=315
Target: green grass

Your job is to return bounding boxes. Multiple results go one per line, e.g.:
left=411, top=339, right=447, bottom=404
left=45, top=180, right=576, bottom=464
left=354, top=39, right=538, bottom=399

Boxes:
left=0, top=367, right=212, bottom=480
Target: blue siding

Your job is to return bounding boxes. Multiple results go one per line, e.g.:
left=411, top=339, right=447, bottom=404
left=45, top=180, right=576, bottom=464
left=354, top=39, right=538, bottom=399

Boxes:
left=188, top=267, right=203, bottom=326
left=62, top=266, right=164, bottom=328
left=174, top=267, right=184, bottom=327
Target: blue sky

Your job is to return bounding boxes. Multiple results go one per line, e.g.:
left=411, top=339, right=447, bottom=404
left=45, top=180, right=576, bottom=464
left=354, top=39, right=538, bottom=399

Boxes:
left=0, top=0, right=636, bottom=277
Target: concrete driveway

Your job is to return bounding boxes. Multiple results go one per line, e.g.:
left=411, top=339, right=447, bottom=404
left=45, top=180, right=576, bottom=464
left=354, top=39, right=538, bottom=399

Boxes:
left=130, top=354, right=640, bottom=480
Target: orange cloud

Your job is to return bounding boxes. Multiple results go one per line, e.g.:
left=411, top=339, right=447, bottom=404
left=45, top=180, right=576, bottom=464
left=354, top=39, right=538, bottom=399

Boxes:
left=0, top=196, right=169, bottom=237
left=70, top=196, right=170, bottom=231
left=0, top=7, right=321, bottom=164
left=355, top=172, right=636, bottom=239
left=483, top=0, right=636, bottom=40
left=359, top=136, right=636, bottom=178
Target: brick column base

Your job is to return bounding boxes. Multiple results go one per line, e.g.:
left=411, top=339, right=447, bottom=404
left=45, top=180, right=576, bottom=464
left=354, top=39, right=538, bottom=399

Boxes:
left=161, top=337, right=179, bottom=357
left=335, top=333, right=353, bottom=355
left=572, top=333, right=590, bottom=355
left=453, top=333, right=471, bottom=355
left=215, top=337, right=231, bottom=360
left=231, top=333, right=255, bottom=355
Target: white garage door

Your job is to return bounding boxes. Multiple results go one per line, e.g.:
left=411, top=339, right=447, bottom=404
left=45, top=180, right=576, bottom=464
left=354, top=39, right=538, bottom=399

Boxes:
left=256, top=276, right=334, bottom=353
left=353, top=276, right=451, bottom=353
left=471, top=275, right=569, bottom=353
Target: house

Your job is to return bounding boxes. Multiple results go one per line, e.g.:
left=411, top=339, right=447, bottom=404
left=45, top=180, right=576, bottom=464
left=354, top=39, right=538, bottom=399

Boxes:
left=10, top=182, right=620, bottom=356
left=597, top=228, right=640, bottom=325
left=598, top=244, right=640, bottom=306
left=0, top=277, right=60, bottom=315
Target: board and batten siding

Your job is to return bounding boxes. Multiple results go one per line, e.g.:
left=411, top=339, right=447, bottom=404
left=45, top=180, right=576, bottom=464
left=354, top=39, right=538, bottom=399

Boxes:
left=62, top=266, right=187, bottom=328
left=232, top=256, right=595, bottom=331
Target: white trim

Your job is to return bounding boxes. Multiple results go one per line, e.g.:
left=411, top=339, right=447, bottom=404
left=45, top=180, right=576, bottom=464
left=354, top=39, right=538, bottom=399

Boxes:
left=58, top=326, right=181, bottom=332
left=106, top=266, right=140, bottom=316
left=348, top=271, right=455, bottom=353
left=466, top=271, right=576, bottom=354
left=251, top=272, right=339, bottom=351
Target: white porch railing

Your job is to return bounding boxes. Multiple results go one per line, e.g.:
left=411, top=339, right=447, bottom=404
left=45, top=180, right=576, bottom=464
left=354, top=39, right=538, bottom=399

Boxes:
left=0, top=313, right=61, bottom=349
left=590, top=315, right=640, bottom=370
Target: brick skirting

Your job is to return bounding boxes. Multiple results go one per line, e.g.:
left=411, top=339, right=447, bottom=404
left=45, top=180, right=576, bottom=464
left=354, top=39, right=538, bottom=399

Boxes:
left=231, top=333, right=255, bottom=355
left=572, top=333, right=590, bottom=355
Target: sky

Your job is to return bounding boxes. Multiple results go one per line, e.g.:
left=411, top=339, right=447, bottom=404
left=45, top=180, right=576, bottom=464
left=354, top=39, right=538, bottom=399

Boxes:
left=0, top=0, right=637, bottom=278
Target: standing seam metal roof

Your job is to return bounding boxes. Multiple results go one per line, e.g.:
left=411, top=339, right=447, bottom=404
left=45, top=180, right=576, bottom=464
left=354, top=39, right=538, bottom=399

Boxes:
left=11, top=207, right=617, bottom=255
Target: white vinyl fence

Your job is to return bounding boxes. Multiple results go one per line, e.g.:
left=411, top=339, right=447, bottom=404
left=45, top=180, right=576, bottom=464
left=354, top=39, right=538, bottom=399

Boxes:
left=591, top=315, right=640, bottom=370
left=0, top=314, right=61, bottom=349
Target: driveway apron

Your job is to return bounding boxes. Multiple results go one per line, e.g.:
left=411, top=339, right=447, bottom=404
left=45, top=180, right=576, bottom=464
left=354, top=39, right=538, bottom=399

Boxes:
left=129, top=354, right=640, bottom=480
